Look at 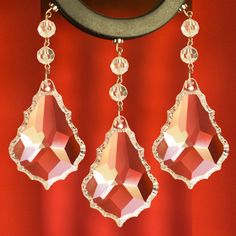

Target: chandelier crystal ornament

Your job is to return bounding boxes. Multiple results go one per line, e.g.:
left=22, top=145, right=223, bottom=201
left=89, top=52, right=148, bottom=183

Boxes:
left=9, top=5, right=86, bottom=190
left=152, top=8, right=229, bottom=189
left=82, top=39, right=158, bottom=227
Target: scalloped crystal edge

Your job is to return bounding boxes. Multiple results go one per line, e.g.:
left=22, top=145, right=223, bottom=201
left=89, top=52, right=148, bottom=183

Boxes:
left=152, top=79, right=229, bottom=189
left=82, top=116, right=158, bottom=227
left=9, top=80, right=86, bottom=190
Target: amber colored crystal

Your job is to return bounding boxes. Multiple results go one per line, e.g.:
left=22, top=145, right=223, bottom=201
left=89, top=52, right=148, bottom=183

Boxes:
left=10, top=82, right=85, bottom=189
left=83, top=117, right=157, bottom=226
left=153, top=80, right=229, bottom=189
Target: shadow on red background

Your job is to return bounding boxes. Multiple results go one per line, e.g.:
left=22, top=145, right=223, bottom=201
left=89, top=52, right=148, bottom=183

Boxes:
left=0, top=1, right=235, bottom=236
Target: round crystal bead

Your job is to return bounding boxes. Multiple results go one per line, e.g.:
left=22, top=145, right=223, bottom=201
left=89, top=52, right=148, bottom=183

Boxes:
left=38, top=19, right=56, bottom=38
left=180, top=46, right=198, bottom=64
left=37, top=46, right=55, bottom=65
left=109, top=84, right=128, bottom=102
left=110, top=56, right=129, bottom=75
left=181, top=19, right=199, bottom=37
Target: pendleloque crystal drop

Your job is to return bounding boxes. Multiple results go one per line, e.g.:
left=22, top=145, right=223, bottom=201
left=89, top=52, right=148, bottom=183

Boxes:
left=109, top=83, right=128, bottom=102
left=37, top=46, right=55, bottom=65
left=9, top=80, right=86, bottom=189
left=180, top=46, right=198, bottom=64
left=38, top=19, right=56, bottom=38
left=82, top=116, right=158, bottom=227
left=152, top=79, right=229, bottom=189
left=181, top=18, right=200, bottom=37
left=110, top=56, right=129, bottom=75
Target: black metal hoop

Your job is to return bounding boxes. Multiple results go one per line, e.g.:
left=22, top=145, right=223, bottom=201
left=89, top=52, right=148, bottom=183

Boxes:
left=53, top=0, right=186, bottom=40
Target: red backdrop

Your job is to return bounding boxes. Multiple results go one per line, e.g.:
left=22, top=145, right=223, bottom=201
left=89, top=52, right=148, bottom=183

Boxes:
left=0, top=1, right=236, bottom=236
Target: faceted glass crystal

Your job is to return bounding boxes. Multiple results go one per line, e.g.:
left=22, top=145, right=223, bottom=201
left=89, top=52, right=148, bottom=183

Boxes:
left=9, top=83, right=85, bottom=189
left=38, top=19, right=56, bottom=38
left=180, top=46, right=198, bottom=64
left=109, top=83, right=128, bottom=102
left=83, top=117, right=157, bottom=226
left=37, top=46, right=55, bottom=65
left=181, top=19, right=199, bottom=37
left=110, top=56, right=129, bottom=75
left=153, top=80, right=229, bottom=189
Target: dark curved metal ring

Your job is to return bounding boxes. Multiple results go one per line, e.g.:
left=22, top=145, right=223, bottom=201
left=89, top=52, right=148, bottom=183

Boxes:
left=53, top=0, right=186, bottom=40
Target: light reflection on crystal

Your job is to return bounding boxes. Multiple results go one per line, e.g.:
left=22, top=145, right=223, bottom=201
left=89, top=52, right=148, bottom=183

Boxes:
left=109, top=83, right=128, bottom=102
left=113, top=116, right=128, bottom=129
left=37, top=46, right=55, bottom=65
left=184, top=78, right=198, bottom=91
left=38, top=19, right=56, bottom=38
left=153, top=81, right=229, bottom=188
left=10, top=87, right=85, bottom=189
left=180, top=46, right=198, bottom=64
left=87, top=132, right=153, bottom=216
left=83, top=117, right=157, bottom=226
left=181, top=19, right=199, bottom=37
left=110, top=56, right=129, bottom=75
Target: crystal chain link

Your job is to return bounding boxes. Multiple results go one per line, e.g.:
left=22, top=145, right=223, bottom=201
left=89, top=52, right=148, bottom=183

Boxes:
left=185, top=10, right=194, bottom=79
left=37, top=3, right=58, bottom=81
left=109, top=39, right=129, bottom=118
left=180, top=5, right=200, bottom=83
left=116, top=40, right=124, bottom=116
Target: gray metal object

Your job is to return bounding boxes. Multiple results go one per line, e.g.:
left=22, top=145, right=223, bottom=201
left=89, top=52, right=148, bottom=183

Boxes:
left=53, top=0, right=187, bottom=39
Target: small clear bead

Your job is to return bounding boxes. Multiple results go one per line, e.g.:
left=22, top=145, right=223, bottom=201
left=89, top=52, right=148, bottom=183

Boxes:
left=109, top=84, right=128, bottom=102
left=37, top=46, right=55, bottom=64
left=38, top=19, right=56, bottom=38
left=110, top=56, right=129, bottom=75
left=181, top=19, right=199, bottom=37
left=180, top=46, right=198, bottom=64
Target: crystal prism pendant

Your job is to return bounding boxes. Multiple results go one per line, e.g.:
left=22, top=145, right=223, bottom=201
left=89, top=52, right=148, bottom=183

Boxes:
left=152, top=78, right=229, bottom=189
left=9, top=79, right=86, bottom=190
left=82, top=116, right=158, bottom=227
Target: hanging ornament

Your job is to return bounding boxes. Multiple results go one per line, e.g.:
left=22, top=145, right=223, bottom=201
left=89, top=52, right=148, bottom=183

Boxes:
left=152, top=8, right=229, bottom=189
left=82, top=39, right=158, bottom=226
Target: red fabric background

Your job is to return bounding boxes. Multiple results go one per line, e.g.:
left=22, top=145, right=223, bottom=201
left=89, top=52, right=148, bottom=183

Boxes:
left=0, top=1, right=236, bottom=235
